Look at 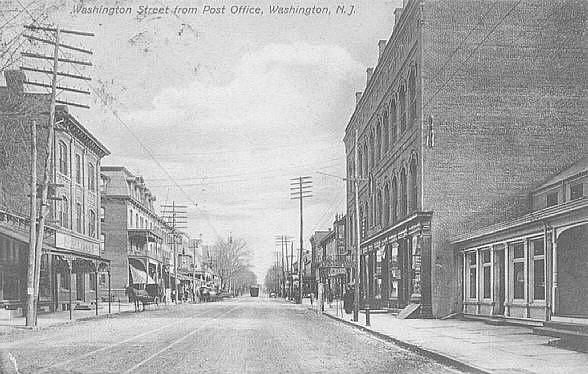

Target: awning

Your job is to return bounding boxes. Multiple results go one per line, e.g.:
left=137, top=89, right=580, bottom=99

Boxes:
left=129, top=264, right=155, bottom=284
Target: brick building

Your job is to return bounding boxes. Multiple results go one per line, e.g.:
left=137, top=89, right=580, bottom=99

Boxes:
left=343, top=0, right=586, bottom=317
left=0, top=70, right=110, bottom=313
left=100, top=166, right=174, bottom=300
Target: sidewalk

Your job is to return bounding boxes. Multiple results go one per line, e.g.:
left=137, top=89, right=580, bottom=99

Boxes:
left=303, top=298, right=588, bottom=374
left=0, top=300, right=178, bottom=335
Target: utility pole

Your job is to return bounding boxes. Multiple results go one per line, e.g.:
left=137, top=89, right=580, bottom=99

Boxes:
left=274, top=235, right=291, bottom=299
left=161, top=202, right=188, bottom=304
left=21, top=24, right=93, bottom=327
left=25, top=119, right=36, bottom=327
left=290, top=176, right=312, bottom=304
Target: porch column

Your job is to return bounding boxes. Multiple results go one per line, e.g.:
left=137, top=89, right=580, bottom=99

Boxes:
left=551, top=230, right=558, bottom=316
left=462, top=251, right=466, bottom=313
left=490, top=246, right=495, bottom=316
left=504, top=242, right=510, bottom=316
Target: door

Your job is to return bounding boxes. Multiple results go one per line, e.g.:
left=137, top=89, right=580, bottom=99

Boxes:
left=495, top=250, right=505, bottom=315
left=399, top=238, right=412, bottom=307
left=76, top=272, right=85, bottom=301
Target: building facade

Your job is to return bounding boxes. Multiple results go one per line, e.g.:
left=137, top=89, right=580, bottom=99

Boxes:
left=100, top=166, right=174, bottom=300
left=453, top=158, right=587, bottom=321
left=343, top=0, right=587, bottom=317
left=0, top=70, right=110, bottom=313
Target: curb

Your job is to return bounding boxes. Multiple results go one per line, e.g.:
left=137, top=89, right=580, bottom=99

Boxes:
left=321, top=312, right=491, bottom=374
left=0, top=304, right=179, bottom=335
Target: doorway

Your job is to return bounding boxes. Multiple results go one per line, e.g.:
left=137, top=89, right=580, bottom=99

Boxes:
left=495, top=249, right=505, bottom=315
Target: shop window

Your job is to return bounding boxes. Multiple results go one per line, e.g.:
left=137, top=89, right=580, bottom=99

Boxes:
left=570, top=183, right=583, bottom=200
left=531, top=238, right=545, bottom=301
left=546, top=191, right=558, bottom=207
left=90, top=272, right=96, bottom=291
left=60, top=271, right=70, bottom=290
left=511, top=242, right=525, bottom=300
left=468, top=252, right=477, bottom=299
left=482, top=250, right=491, bottom=299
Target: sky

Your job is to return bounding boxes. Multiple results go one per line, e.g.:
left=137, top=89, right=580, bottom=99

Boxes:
left=1, top=0, right=401, bottom=281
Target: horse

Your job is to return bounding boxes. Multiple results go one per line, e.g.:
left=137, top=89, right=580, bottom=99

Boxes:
left=125, top=286, right=142, bottom=312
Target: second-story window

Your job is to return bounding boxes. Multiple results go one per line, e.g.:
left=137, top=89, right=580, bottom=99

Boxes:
left=391, top=177, right=398, bottom=223
left=390, top=100, right=397, bottom=145
left=410, top=158, right=418, bottom=213
left=546, top=191, right=558, bottom=207
left=88, top=210, right=96, bottom=238
left=400, top=169, right=407, bottom=218
left=570, top=183, right=584, bottom=200
left=375, top=123, right=381, bottom=161
left=60, top=196, right=69, bottom=228
left=88, top=163, right=95, bottom=191
left=75, top=154, right=81, bottom=184
left=76, top=203, right=83, bottom=233
left=382, top=112, right=389, bottom=154
left=58, top=141, right=68, bottom=175
left=369, top=133, right=374, bottom=169
left=399, top=85, right=406, bottom=133
left=409, top=67, right=417, bottom=124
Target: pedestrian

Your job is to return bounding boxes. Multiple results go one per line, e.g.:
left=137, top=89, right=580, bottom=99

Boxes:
left=171, top=288, right=176, bottom=303
left=343, top=285, right=353, bottom=314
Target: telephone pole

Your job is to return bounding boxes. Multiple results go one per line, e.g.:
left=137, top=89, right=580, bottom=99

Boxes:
left=161, top=202, right=188, bottom=304
left=274, top=235, right=291, bottom=298
left=22, top=24, right=93, bottom=327
left=290, top=176, right=312, bottom=304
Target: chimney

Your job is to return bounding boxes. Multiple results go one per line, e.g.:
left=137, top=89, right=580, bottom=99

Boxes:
left=355, top=92, right=363, bottom=105
left=394, top=8, right=403, bottom=25
left=366, top=67, right=374, bottom=85
left=4, top=70, right=25, bottom=96
left=378, top=40, right=387, bottom=60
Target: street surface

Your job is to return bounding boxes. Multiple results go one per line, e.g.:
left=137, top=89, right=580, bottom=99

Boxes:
left=1, top=297, right=462, bottom=373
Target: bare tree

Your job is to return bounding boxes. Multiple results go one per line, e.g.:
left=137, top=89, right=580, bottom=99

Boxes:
left=209, top=237, right=252, bottom=290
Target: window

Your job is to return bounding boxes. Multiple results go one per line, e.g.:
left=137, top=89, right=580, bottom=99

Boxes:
left=358, top=149, right=363, bottom=177
left=60, top=196, right=69, bottom=228
left=88, top=163, right=95, bottom=191
left=88, top=210, right=96, bottom=238
left=58, top=141, right=68, bottom=175
left=511, top=242, right=525, bottom=300
left=376, top=190, right=382, bottom=226
left=383, top=184, right=390, bottom=226
left=570, top=183, right=583, bottom=200
left=100, top=274, right=107, bottom=287
left=382, top=111, right=389, bottom=154
left=481, top=249, right=491, bottom=299
left=399, top=85, right=406, bottom=133
left=408, top=68, right=417, bottom=123
left=76, top=203, right=83, bottom=233
left=100, top=207, right=105, bottom=222
left=391, top=177, right=398, bottom=223
left=75, top=154, right=81, bottom=184
left=531, top=238, right=545, bottom=301
left=363, top=144, right=369, bottom=174
left=468, top=252, right=477, bottom=299
left=89, top=272, right=96, bottom=291
left=409, top=158, right=418, bottom=213
left=135, top=213, right=139, bottom=228
left=60, top=271, right=70, bottom=290
left=369, top=134, right=374, bottom=168
left=375, top=123, right=381, bottom=161
left=546, top=191, right=558, bottom=207
left=400, top=169, right=407, bottom=217
left=100, top=233, right=106, bottom=255
left=390, top=100, right=397, bottom=145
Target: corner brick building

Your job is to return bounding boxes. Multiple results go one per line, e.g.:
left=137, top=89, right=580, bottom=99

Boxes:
left=343, top=0, right=586, bottom=318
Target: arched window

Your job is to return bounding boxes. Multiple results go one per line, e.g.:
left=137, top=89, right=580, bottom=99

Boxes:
left=376, top=189, right=382, bottom=226
left=375, top=123, right=381, bottom=161
left=58, top=141, right=68, bottom=175
left=60, top=196, right=69, bottom=228
left=76, top=203, right=83, bottom=233
left=365, top=201, right=370, bottom=230
left=369, top=133, right=375, bottom=168
left=88, top=162, right=95, bottom=191
left=391, top=177, right=397, bottom=223
left=400, top=168, right=407, bottom=217
left=390, top=100, right=397, bottom=145
left=363, top=143, right=369, bottom=173
left=358, top=148, right=363, bottom=177
left=410, top=157, right=418, bottom=212
left=382, top=112, right=389, bottom=154
left=399, top=85, right=407, bottom=133
left=383, top=183, right=390, bottom=226
left=88, top=209, right=96, bottom=238
left=409, top=68, right=417, bottom=124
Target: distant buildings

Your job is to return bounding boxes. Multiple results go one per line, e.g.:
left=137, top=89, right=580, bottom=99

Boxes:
left=340, top=0, right=586, bottom=319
